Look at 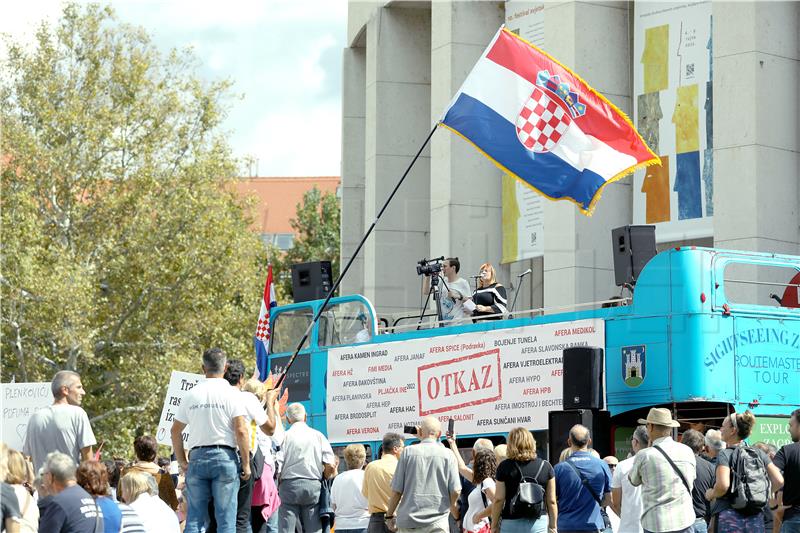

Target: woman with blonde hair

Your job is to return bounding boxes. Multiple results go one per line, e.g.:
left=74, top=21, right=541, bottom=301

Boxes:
left=491, top=428, right=556, bottom=533
left=472, top=263, right=507, bottom=321
left=119, top=471, right=180, bottom=533
left=6, top=449, right=37, bottom=532
left=330, top=444, right=369, bottom=533
left=705, top=411, right=783, bottom=533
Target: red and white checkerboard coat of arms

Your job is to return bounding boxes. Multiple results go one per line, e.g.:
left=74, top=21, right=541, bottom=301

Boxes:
left=516, top=86, right=572, bottom=153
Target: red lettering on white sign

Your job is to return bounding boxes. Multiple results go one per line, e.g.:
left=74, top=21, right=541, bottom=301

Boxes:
left=417, top=349, right=502, bottom=416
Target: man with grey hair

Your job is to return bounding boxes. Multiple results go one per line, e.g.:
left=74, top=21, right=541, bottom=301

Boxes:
left=681, top=429, right=714, bottom=533
left=385, top=416, right=461, bottom=533
left=276, top=402, right=337, bottom=533
left=38, top=451, right=102, bottom=532
left=702, top=429, right=725, bottom=463
left=24, top=370, right=97, bottom=472
left=171, top=347, right=251, bottom=533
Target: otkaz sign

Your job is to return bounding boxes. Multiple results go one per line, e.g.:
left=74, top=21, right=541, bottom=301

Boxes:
left=326, top=319, right=604, bottom=442
left=418, top=349, right=501, bottom=416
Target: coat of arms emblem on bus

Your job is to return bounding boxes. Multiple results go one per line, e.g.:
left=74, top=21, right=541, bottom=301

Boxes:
left=622, top=345, right=646, bottom=387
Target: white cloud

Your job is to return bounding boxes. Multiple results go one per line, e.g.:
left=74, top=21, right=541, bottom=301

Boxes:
left=1, top=0, right=347, bottom=177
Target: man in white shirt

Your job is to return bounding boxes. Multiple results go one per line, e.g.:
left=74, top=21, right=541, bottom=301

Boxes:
left=611, top=425, right=648, bottom=533
left=203, top=359, right=278, bottom=533
left=422, top=257, right=472, bottom=323
left=277, top=402, right=338, bottom=533
left=171, top=348, right=252, bottom=533
left=24, top=370, right=97, bottom=472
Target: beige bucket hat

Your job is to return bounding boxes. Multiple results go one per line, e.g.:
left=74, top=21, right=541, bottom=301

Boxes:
left=638, top=407, right=681, bottom=428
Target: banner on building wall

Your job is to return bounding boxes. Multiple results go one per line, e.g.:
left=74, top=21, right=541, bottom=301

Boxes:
left=632, top=1, right=713, bottom=242
left=502, top=1, right=545, bottom=263
left=325, top=319, right=604, bottom=443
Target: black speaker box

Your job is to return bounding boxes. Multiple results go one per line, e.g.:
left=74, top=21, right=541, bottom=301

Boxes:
left=612, top=225, right=656, bottom=287
left=563, top=346, right=604, bottom=410
left=291, top=261, right=333, bottom=302
left=548, top=409, right=611, bottom=464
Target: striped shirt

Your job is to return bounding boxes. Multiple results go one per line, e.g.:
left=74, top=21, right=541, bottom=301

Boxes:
left=629, top=436, right=696, bottom=533
left=119, top=503, right=146, bottom=533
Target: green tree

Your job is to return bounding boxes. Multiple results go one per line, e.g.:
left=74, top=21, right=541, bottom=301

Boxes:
left=1, top=4, right=265, bottom=456
left=267, top=186, right=341, bottom=301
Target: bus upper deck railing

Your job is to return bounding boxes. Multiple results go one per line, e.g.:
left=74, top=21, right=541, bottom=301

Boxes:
left=380, top=297, right=633, bottom=334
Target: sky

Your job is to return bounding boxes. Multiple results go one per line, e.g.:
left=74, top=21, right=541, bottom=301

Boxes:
left=0, top=0, right=348, bottom=177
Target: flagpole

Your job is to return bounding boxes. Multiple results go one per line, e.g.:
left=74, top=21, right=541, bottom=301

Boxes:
left=274, top=124, right=439, bottom=389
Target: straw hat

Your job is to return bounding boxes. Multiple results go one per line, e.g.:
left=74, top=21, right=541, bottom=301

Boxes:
left=638, top=407, right=681, bottom=428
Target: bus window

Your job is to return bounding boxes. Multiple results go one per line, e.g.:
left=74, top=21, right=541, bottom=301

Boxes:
left=270, top=307, right=313, bottom=354
left=318, top=301, right=373, bottom=347
left=722, top=262, right=800, bottom=308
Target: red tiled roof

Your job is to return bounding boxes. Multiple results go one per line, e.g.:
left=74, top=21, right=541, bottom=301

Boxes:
left=233, top=176, right=340, bottom=234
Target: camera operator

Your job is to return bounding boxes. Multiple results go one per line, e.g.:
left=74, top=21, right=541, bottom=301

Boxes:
left=421, top=257, right=472, bottom=324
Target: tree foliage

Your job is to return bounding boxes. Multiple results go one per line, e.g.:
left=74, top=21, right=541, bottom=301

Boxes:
left=267, top=186, right=341, bottom=302
left=1, top=4, right=265, bottom=456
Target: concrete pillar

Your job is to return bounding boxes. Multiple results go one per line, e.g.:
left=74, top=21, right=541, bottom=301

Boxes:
left=713, top=1, right=799, bottom=254
left=429, top=1, right=508, bottom=298
left=712, top=1, right=799, bottom=304
left=542, top=1, right=634, bottom=307
left=363, top=6, right=432, bottom=314
left=340, top=46, right=367, bottom=297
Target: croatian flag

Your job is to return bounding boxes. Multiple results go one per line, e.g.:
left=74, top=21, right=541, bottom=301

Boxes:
left=440, top=27, right=659, bottom=215
left=254, top=265, right=277, bottom=380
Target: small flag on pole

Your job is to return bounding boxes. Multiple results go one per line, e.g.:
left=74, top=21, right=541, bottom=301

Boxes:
left=440, top=27, right=659, bottom=215
left=254, top=264, right=277, bottom=380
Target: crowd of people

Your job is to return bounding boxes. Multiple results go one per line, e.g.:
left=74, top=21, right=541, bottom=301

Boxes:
left=1, top=357, right=799, bottom=533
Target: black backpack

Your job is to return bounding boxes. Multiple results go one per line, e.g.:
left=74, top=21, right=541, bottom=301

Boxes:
left=728, top=445, right=770, bottom=516
left=509, top=459, right=546, bottom=519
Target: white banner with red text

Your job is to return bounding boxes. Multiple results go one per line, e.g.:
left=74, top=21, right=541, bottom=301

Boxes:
left=325, top=319, right=604, bottom=443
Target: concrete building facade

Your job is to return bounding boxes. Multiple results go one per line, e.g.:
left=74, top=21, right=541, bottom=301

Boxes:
left=340, top=1, right=799, bottom=319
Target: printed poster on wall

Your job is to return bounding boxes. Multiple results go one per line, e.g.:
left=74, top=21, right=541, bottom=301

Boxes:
left=632, top=1, right=713, bottom=242
left=502, top=1, right=545, bottom=263
left=325, top=319, right=604, bottom=443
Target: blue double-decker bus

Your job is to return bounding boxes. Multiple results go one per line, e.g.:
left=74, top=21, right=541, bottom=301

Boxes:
left=261, top=247, right=800, bottom=460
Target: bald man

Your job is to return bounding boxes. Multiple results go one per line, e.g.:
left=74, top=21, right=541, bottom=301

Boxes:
left=554, top=424, right=613, bottom=533
left=385, top=417, right=460, bottom=533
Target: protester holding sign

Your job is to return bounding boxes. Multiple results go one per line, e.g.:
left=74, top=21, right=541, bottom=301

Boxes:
left=23, top=371, right=96, bottom=472
left=170, top=348, right=251, bottom=533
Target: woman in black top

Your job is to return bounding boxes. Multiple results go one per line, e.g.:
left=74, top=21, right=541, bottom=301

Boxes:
left=704, top=411, right=784, bottom=533
left=491, top=428, right=556, bottom=533
left=472, top=263, right=507, bottom=321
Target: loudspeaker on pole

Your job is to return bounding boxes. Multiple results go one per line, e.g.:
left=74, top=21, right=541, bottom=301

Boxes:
left=562, top=346, right=604, bottom=410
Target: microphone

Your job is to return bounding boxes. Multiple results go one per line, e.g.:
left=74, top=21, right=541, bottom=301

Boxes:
left=517, top=268, right=532, bottom=278
left=471, top=275, right=481, bottom=280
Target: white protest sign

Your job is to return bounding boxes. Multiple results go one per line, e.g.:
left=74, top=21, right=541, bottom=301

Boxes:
left=326, top=319, right=604, bottom=443
left=156, top=371, right=204, bottom=446
left=1, top=382, right=53, bottom=450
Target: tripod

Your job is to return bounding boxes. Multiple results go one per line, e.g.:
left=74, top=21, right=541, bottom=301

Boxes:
left=416, top=272, right=450, bottom=329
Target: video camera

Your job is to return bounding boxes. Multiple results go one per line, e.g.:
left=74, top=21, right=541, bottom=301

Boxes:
left=416, top=256, right=445, bottom=276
